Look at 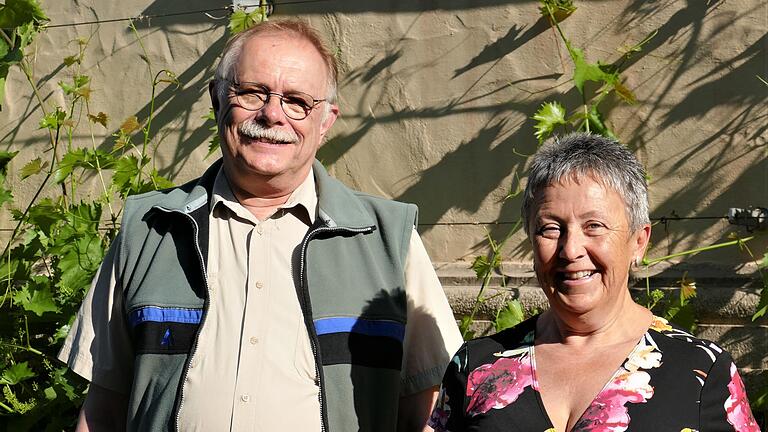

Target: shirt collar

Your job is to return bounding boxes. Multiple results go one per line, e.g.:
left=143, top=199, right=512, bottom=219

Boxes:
left=211, top=166, right=317, bottom=225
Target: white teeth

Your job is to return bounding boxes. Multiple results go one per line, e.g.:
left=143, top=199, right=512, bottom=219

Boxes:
left=563, top=271, right=594, bottom=280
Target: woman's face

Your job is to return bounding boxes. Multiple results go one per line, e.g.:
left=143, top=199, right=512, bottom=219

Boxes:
left=529, top=176, right=651, bottom=319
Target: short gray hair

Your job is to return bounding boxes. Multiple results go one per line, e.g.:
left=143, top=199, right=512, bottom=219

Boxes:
left=521, top=132, right=650, bottom=233
left=212, top=19, right=338, bottom=115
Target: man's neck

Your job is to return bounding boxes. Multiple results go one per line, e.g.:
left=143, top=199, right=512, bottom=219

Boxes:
left=223, top=166, right=311, bottom=221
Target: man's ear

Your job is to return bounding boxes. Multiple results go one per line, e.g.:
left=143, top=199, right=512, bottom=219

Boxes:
left=208, top=81, right=220, bottom=120
left=319, top=104, right=339, bottom=139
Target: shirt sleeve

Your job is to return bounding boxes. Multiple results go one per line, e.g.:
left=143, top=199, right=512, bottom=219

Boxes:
left=699, top=349, right=760, bottom=431
left=400, top=228, right=463, bottom=396
left=57, top=234, right=134, bottom=394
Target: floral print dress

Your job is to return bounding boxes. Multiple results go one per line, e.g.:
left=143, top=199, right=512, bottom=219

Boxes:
left=429, top=315, right=760, bottom=432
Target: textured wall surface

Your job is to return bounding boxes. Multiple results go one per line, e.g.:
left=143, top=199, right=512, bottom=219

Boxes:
left=1, top=0, right=766, bottom=397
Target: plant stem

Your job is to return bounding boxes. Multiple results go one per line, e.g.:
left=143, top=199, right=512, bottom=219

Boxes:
left=643, top=236, right=755, bottom=266
left=0, top=341, right=44, bottom=357
left=0, top=400, right=14, bottom=413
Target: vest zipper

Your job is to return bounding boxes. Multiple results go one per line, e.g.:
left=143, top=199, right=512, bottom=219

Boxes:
left=153, top=207, right=210, bottom=432
left=298, top=224, right=376, bottom=432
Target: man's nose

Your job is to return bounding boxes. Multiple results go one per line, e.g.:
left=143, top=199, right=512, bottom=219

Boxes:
left=257, top=95, right=286, bottom=125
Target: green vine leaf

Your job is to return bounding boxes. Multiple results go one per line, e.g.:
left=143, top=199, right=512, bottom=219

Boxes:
left=471, top=255, right=492, bottom=280
left=38, top=107, right=66, bottom=130
left=149, top=169, right=174, bottom=190
left=0, top=150, right=17, bottom=171
left=575, top=104, right=616, bottom=139
left=204, top=108, right=221, bottom=159
left=19, top=157, right=47, bottom=179
left=494, top=300, right=525, bottom=332
left=539, top=0, right=576, bottom=23
left=0, top=0, right=48, bottom=29
left=59, top=74, right=90, bottom=99
left=568, top=44, right=616, bottom=95
left=13, top=284, right=59, bottom=316
left=22, top=199, right=63, bottom=234
left=753, top=251, right=768, bottom=320
left=459, top=315, right=476, bottom=341
left=51, top=367, right=77, bottom=401
left=532, top=101, right=567, bottom=143
left=0, top=362, right=36, bottom=385
left=229, top=6, right=268, bottom=34
left=0, top=258, right=19, bottom=283
left=53, top=148, right=116, bottom=183
left=111, top=155, right=141, bottom=195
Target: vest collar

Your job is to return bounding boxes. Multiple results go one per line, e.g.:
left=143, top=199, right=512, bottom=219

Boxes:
left=153, top=158, right=375, bottom=229
left=312, top=160, right=376, bottom=229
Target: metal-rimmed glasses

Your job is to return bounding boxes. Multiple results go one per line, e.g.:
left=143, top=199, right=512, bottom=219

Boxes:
left=224, top=79, right=326, bottom=120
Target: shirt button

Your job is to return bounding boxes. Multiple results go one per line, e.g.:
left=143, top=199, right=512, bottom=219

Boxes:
left=255, top=281, right=264, bottom=289
left=256, top=225, right=264, bottom=235
left=241, top=394, right=250, bottom=402
left=249, top=336, right=259, bottom=345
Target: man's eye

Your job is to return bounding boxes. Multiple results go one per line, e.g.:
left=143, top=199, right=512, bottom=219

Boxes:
left=284, top=95, right=311, bottom=109
left=585, top=223, right=608, bottom=234
left=240, top=88, right=267, bottom=98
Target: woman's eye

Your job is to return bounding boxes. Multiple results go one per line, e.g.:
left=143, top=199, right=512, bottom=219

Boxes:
left=538, top=226, right=561, bottom=239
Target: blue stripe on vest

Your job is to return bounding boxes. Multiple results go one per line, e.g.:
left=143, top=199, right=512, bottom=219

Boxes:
left=314, top=317, right=405, bottom=342
left=128, top=306, right=203, bottom=327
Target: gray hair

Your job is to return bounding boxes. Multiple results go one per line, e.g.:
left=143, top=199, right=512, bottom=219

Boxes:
left=212, top=19, right=338, bottom=117
left=521, top=132, right=650, bottom=233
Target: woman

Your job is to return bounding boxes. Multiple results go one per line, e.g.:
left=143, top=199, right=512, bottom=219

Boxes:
left=428, top=133, right=759, bottom=431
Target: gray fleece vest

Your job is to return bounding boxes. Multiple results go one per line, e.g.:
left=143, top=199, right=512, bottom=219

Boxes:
left=117, top=159, right=417, bottom=432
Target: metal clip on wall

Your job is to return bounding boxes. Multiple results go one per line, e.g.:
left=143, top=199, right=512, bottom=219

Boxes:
left=727, top=207, right=768, bottom=232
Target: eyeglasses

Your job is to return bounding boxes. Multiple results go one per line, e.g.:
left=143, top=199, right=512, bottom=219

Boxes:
left=225, top=80, right=326, bottom=120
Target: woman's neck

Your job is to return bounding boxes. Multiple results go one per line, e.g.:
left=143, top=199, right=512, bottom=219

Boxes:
left=536, top=301, right=653, bottom=349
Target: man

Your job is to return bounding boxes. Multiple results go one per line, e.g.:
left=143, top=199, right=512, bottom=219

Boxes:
left=59, top=19, right=462, bottom=432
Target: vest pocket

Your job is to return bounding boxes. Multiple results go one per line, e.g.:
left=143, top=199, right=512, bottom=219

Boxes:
left=128, top=306, right=202, bottom=354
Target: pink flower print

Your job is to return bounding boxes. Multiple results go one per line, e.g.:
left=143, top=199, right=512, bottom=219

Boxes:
left=428, top=387, right=452, bottom=432
left=724, top=362, right=760, bottom=431
left=465, top=354, right=534, bottom=416
left=574, top=371, right=654, bottom=432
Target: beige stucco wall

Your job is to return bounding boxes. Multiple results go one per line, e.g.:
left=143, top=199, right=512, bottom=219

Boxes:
left=2, top=0, right=764, bottom=270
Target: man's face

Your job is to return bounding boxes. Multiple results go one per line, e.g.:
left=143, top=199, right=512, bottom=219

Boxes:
left=214, top=33, right=338, bottom=191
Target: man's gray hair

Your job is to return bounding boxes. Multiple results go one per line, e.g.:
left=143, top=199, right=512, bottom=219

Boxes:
left=212, top=19, right=338, bottom=115
left=521, top=132, right=650, bottom=233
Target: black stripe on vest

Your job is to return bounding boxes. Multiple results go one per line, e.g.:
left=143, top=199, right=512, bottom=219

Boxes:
left=132, top=322, right=199, bottom=354
left=317, top=332, right=403, bottom=370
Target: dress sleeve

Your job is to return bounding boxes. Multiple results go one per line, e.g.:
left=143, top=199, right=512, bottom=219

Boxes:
left=699, top=349, right=760, bottom=431
left=428, top=345, right=469, bottom=432
left=400, top=229, right=464, bottom=396
left=57, top=234, right=135, bottom=394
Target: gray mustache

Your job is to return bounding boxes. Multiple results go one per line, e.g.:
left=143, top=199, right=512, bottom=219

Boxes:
left=238, top=121, right=299, bottom=143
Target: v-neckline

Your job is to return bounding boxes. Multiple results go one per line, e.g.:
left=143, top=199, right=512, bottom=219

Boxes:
left=527, top=316, right=650, bottom=432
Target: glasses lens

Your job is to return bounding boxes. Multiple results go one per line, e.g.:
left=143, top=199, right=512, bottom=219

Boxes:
left=235, top=85, right=268, bottom=111
left=281, top=93, right=314, bottom=119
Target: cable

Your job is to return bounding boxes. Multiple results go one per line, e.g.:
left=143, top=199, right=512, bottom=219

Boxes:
left=40, top=0, right=334, bottom=30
